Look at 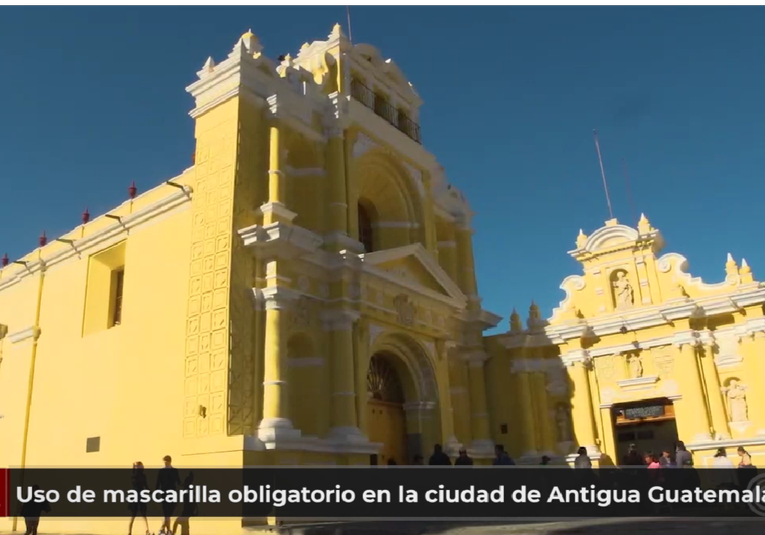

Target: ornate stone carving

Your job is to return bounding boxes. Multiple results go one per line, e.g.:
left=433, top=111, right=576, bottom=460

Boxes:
left=394, top=294, right=416, bottom=327
left=627, top=354, right=643, bottom=378
left=595, top=356, right=615, bottom=383
left=612, top=270, right=634, bottom=309
left=654, top=354, right=674, bottom=378
left=291, top=296, right=312, bottom=329
left=723, top=379, right=748, bottom=422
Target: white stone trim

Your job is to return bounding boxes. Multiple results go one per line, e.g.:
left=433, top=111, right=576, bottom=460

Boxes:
left=686, top=436, right=765, bottom=451
left=0, top=186, right=192, bottom=294
left=437, top=241, right=457, bottom=248
left=361, top=243, right=466, bottom=305
left=8, top=326, right=41, bottom=344
left=616, top=375, right=659, bottom=390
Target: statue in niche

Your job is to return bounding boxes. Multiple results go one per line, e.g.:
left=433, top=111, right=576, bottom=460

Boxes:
left=627, top=354, right=643, bottom=379
left=555, top=405, right=573, bottom=442
left=613, top=271, right=634, bottom=309
left=722, top=379, right=749, bottom=422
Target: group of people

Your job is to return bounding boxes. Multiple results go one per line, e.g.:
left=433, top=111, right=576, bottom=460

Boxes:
left=620, top=440, right=755, bottom=470
left=389, top=444, right=516, bottom=466
left=128, top=455, right=196, bottom=535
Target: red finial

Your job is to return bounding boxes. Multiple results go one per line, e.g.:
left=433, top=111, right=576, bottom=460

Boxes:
left=1, top=253, right=8, bottom=267
left=82, top=207, right=90, bottom=225
left=39, top=231, right=47, bottom=247
left=128, top=181, right=137, bottom=200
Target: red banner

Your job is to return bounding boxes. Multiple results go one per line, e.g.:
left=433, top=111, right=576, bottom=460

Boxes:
left=0, top=468, right=7, bottom=517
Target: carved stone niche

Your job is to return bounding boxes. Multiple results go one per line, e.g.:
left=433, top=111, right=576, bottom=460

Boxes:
left=610, top=268, right=634, bottom=310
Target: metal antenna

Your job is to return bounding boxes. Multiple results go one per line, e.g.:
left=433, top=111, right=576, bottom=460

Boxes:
left=346, top=6, right=353, bottom=43
left=622, top=158, right=638, bottom=228
left=593, top=130, right=614, bottom=220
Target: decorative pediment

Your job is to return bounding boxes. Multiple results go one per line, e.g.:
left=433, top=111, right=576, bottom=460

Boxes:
left=362, top=243, right=466, bottom=306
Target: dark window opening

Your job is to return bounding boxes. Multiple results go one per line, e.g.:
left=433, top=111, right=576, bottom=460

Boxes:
left=500, top=424, right=508, bottom=434
left=112, top=269, right=125, bottom=327
left=358, top=203, right=374, bottom=253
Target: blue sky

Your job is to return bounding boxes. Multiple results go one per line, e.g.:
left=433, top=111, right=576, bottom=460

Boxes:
left=1, top=7, right=764, bottom=333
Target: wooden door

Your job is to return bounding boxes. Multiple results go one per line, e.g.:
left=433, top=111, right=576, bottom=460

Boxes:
left=367, top=354, right=408, bottom=465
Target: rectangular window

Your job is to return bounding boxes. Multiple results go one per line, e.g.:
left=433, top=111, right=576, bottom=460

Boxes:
left=83, top=241, right=127, bottom=336
left=111, top=269, right=125, bottom=327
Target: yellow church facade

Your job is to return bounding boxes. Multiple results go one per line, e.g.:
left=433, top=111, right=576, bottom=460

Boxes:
left=0, top=23, right=502, bottom=490
left=1, top=23, right=765, bottom=533
left=486, top=216, right=765, bottom=467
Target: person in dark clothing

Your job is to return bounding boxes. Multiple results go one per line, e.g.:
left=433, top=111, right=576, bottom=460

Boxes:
left=21, top=485, right=51, bottom=535
left=493, top=444, right=515, bottom=465
left=622, top=444, right=644, bottom=466
left=540, top=456, right=551, bottom=465
left=157, top=455, right=181, bottom=534
left=428, top=444, right=452, bottom=465
left=129, top=462, right=150, bottom=535
left=173, top=472, right=198, bottom=535
left=455, top=448, right=473, bottom=466
left=387, top=459, right=397, bottom=465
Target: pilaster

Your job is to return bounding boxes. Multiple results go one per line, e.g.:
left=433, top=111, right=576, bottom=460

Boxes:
left=466, top=351, right=494, bottom=456
left=259, top=286, right=301, bottom=444
left=514, top=358, right=538, bottom=457
left=323, top=309, right=367, bottom=443
left=672, top=331, right=712, bottom=443
left=698, top=331, right=730, bottom=440
left=562, top=351, right=600, bottom=458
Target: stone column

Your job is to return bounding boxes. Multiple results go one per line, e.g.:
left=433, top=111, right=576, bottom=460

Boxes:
left=564, top=352, right=599, bottom=457
left=533, top=368, right=555, bottom=455
left=437, top=341, right=461, bottom=456
left=258, top=286, right=300, bottom=442
left=672, top=332, right=712, bottom=443
left=326, top=127, right=348, bottom=237
left=699, top=332, right=730, bottom=439
left=467, top=352, right=494, bottom=455
left=262, top=116, right=296, bottom=226
left=324, top=310, right=366, bottom=442
left=455, top=226, right=478, bottom=298
left=514, top=361, right=539, bottom=457
left=448, top=355, right=472, bottom=447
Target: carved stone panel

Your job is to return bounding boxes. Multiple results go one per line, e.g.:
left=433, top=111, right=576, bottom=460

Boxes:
left=394, top=294, right=416, bottom=327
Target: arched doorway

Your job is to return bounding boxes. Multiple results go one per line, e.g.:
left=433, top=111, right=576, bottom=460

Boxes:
left=366, top=353, right=407, bottom=465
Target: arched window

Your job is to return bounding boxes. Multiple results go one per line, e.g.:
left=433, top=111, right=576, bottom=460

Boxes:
left=358, top=202, right=374, bottom=253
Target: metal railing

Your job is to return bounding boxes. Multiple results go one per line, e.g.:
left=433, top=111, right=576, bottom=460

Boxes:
left=350, top=79, right=422, bottom=144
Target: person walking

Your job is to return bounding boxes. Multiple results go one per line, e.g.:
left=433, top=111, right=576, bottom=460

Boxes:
left=455, top=448, right=473, bottom=466
left=21, top=485, right=50, bottom=535
left=493, top=444, right=515, bottom=465
left=622, top=444, right=644, bottom=466
left=128, top=462, right=150, bottom=535
left=428, top=444, right=452, bottom=465
left=659, top=449, right=675, bottom=468
left=675, top=441, right=693, bottom=467
left=156, top=455, right=181, bottom=535
left=574, top=447, right=592, bottom=468
left=172, top=472, right=198, bottom=535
